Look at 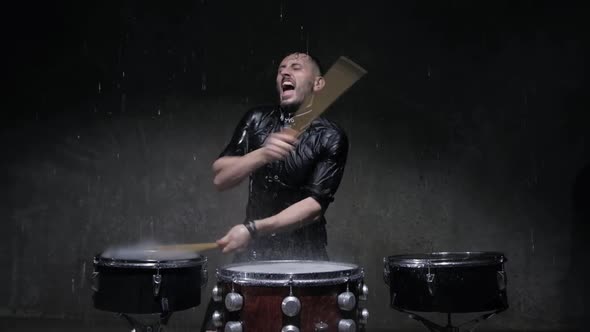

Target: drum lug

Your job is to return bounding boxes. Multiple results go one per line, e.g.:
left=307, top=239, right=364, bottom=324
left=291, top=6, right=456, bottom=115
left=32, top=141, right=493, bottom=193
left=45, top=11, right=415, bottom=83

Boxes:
left=212, top=285, right=223, bottom=302
left=426, top=273, right=436, bottom=296
left=90, top=271, right=100, bottom=292
left=281, top=325, right=300, bottom=332
left=281, top=295, right=301, bottom=317
left=359, top=307, right=369, bottom=325
left=161, top=297, right=169, bottom=312
left=358, top=283, right=369, bottom=301
left=201, top=261, right=208, bottom=288
left=338, top=291, right=357, bottom=311
left=152, top=273, right=162, bottom=297
left=211, top=310, right=224, bottom=328
left=497, top=271, right=507, bottom=290
left=225, top=321, right=243, bottom=332
left=338, top=319, right=356, bottom=332
left=225, top=292, right=244, bottom=312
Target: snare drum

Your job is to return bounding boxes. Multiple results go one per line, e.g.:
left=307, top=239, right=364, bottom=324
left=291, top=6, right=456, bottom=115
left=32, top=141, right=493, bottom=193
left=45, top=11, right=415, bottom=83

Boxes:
left=92, top=245, right=208, bottom=314
left=383, top=252, right=508, bottom=313
left=210, top=260, right=369, bottom=332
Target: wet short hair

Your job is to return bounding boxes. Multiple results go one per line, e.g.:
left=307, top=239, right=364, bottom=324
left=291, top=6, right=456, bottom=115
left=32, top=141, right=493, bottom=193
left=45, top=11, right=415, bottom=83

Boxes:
left=285, top=52, right=324, bottom=76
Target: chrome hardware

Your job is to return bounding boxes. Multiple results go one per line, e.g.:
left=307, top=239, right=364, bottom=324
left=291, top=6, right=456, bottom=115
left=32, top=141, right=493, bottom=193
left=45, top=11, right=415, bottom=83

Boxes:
left=161, top=297, right=169, bottom=312
left=426, top=273, right=436, bottom=296
left=212, top=310, right=224, bottom=328
left=281, top=295, right=301, bottom=317
left=383, top=258, right=390, bottom=284
left=359, top=283, right=369, bottom=301
left=152, top=272, right=162, bottom=297
left=359, top=308, right=369, bottom=325
left=201, top=262, right=208, bottom=287
left=314, top=322, right=328, bottom=331
left=337, top=291, right=356, bottom=311
left=225, top=321, right=243, bottom=332
left=497, top=271, right=507, bottom=290
left=338, top=319, right=356, bottom=332
left=281, top=325, right=300, bottom=332
left=212, top=285, right=223, bottom=302
left=90, top=271, right=99, bottom=292
left=225, top=292, right=244, bottom=312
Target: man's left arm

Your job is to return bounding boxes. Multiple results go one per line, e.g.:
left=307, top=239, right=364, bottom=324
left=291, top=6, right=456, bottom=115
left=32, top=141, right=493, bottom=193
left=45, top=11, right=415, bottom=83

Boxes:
left=216, top=197, right=322, bottom=253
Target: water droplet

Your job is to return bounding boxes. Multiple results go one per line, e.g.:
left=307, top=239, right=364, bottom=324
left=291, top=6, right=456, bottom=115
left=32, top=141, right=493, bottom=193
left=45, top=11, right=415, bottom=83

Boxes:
left=530, top=228, right=535, bottom=254
left=201, top=72, right=207, bottom=91
left=77, top=135, right=80, bottom=140
left=427, top=65, right=431, bottom=78
left=193, top=155, right=196, bottom=161
left=157, top=109, right=161, bottom=116
left=122, top=71, right=125, bottom=78
left=98, top=82, right=101, bottom=93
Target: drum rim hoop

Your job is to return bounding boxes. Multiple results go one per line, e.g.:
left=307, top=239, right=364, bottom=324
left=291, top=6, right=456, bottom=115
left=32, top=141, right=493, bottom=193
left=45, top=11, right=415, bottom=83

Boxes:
left=216, top=260, right=364, bottom=286
left=385, top=251, right=506, bottom=268
left=94, top=254, right=207, bottom=269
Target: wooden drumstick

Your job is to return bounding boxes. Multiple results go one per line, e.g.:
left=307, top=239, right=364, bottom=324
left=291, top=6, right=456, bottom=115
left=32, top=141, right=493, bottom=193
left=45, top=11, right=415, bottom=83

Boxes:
left=288, top=56, right=367, bottom=134
left=157, top=242, right=218, bottom=252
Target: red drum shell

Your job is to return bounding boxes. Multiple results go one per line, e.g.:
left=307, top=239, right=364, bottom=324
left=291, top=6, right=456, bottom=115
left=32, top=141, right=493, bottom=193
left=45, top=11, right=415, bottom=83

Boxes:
left=215, top=260, right=364, bottom=332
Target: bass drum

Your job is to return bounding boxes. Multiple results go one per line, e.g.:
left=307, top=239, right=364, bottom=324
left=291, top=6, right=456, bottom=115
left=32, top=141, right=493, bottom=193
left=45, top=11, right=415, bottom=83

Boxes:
left=383, top=252, right=508, bottom=313
left=211, top=260, right=369, bottom=332
left=92, top=245, right=208, bottom=314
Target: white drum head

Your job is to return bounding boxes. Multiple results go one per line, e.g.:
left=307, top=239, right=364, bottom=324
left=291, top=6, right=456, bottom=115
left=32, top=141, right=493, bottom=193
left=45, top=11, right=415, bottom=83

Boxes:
left=95, top=244, right=205, bottom=269
left=217, top=260, right=363, bottom=286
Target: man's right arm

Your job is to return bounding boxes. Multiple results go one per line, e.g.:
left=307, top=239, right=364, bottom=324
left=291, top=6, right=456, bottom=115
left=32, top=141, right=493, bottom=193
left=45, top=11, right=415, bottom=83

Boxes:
left=212, top=150, right=268, bottom=191
left=212, top=131, right=298, bottom=191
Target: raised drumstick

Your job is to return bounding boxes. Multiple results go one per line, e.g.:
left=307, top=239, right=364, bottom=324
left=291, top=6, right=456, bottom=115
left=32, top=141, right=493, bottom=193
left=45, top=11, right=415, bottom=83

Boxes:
left=289, top=56, right=367, bottom=133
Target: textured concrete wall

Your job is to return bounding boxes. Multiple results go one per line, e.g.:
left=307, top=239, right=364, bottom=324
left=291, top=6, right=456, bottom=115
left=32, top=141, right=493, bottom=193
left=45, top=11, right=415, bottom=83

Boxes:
left=2, top=1, right=588, bottom=331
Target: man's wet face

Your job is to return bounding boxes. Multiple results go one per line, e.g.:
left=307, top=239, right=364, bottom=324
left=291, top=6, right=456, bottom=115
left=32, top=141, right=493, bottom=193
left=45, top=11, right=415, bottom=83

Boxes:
left=276, top=53, right=319, bottom=111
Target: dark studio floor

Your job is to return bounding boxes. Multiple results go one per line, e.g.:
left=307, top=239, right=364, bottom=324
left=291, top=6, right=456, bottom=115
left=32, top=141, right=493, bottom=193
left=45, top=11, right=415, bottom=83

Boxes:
left=0, top=316, right=579, bottom=332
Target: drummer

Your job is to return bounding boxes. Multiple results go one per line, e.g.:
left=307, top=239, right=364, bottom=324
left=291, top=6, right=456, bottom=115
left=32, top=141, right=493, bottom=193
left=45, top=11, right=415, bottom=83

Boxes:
left=213, top=52, right=349, bottom=261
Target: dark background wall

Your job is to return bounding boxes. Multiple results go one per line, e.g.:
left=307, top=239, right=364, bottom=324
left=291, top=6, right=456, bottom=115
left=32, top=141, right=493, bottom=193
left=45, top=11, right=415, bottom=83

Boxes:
left=2, top=0, right=588, bottom=331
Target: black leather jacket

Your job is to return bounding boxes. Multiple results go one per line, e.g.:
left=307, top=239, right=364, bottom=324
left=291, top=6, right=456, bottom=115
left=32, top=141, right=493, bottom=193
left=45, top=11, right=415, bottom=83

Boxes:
left=219, top=105, right=349, bottom=261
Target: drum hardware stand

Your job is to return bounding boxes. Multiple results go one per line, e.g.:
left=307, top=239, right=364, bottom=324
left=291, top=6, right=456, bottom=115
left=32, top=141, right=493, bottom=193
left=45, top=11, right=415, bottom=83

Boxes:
left=117, top=296, right=173, bottom=332
left=117, top=311, right=173, bottom=332
left=400, top=308, right=505, bottom=332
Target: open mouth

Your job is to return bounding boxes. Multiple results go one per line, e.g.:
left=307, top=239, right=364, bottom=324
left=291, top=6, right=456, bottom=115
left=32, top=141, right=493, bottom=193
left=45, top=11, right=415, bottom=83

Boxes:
left=281, top=80, right=295, bottom=94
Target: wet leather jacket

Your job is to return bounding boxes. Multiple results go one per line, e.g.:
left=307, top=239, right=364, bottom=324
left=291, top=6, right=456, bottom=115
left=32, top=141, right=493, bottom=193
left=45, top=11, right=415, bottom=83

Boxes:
left=219, top=105, right=348, bottom=261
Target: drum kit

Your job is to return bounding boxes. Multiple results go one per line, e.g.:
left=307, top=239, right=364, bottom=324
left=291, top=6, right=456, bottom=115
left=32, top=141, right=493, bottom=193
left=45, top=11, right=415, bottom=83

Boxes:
left=90, top=244, right=508, bottom=332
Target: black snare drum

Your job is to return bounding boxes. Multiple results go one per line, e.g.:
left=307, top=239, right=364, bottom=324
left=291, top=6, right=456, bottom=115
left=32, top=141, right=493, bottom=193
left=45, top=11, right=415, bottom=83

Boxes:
left=383, top=252, right=507, bottom=313
left=92, top=245, right=208, bottom=314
